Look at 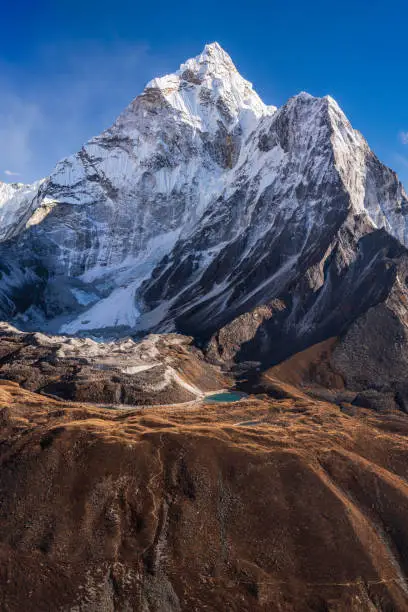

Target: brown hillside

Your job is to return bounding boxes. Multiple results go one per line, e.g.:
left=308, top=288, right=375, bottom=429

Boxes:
left=2, top=381, right=408, bottom=610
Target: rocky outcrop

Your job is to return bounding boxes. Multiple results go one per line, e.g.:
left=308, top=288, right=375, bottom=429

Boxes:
left=0, top=323, right=227, bottom=406
left=205, top=301, right=284, bottom=364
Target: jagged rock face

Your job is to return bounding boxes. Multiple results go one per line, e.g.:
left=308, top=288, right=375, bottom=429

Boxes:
left=207, top=225, right=407, bottom=368
left=236, top=256, right=408, bottom=412
left=326, top=261, right=408, bottom=409
left=0, top=42, right=407, bottom=355
left=139, top=94, right=351, bottom=333
left=138, top=96, right=408, bottom=349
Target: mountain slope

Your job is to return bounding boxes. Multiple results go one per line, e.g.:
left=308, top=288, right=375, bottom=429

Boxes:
left=3, top=380, right=408, bottom=610
left=0, top=43, right=274, bottom=334
left=137, top=92, right=408, bottom=366
left=0, top=43, right=407, bottom=361
left=0, top=179, right=45, bottom=241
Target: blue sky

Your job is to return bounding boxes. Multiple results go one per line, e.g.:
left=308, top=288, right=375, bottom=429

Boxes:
left=1, top=0, right=408, bottom=188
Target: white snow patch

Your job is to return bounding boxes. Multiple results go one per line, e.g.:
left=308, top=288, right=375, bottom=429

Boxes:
left=61, top=283, right=140, bottom=333
left=121, top=363, right=158, bottom=374
left=71, top=288, right=99, bottom=306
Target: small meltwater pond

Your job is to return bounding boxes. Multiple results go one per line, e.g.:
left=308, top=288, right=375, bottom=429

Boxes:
left=205, top=391, right=248, bottom=403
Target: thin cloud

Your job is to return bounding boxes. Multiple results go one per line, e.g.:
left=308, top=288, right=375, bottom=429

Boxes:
left=0, top=41, right=168, bottom=182
left=399, top=131, right=408, bottom=145
left=4, top=170, right=21, bottom=176
left=0, top=91, right=43, bottom=182
left=393, top=154, right=408, bottom=192
left=395, top=154, right=408, bottom=170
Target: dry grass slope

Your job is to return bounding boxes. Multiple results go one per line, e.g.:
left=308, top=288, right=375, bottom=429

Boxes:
left=2, top=380, right=408, bottom=610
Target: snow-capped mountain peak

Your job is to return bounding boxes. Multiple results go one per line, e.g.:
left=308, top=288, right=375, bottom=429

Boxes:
left=0, top=43, right=407, bottom=344
left=179, top=41, right=238, bottom=79
left=143, top=42, right=274, bottom=136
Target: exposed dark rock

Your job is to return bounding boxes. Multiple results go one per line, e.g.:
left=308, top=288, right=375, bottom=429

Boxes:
left=352, top=390, right=398, bottom=413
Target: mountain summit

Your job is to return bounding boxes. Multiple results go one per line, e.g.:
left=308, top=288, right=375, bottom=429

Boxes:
left=150, top=42, right=239, bottom=84
left=0, top=43, right=407, bottom=379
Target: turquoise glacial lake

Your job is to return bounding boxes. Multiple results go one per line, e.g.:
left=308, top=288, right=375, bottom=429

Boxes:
left=205, top=391, right=247, bottom=403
